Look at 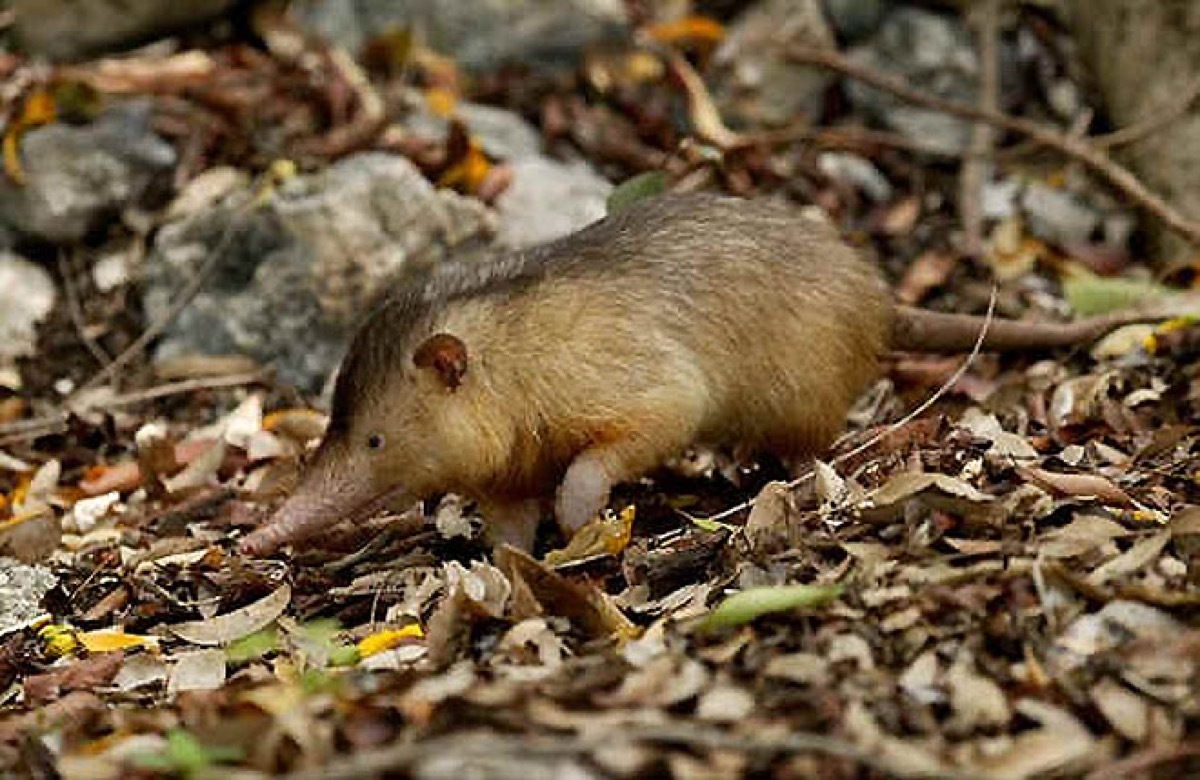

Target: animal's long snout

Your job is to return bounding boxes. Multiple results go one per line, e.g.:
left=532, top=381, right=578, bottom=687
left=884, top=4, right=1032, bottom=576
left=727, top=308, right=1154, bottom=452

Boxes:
left=239, top=490, right=343, bottom=556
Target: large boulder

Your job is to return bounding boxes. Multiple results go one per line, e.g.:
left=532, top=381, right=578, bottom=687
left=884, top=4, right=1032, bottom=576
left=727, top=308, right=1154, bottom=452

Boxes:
left=843, top=7, right=983, bottom=155
left=292, top=0, right=628, bottom=72
left=143, top=154, right=496, bottom=392
left=13, top=0, right=236, bottom=61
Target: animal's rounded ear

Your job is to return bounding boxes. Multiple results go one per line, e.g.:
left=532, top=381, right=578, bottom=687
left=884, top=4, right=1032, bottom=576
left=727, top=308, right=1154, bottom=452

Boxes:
left=413, top=332, right=468, bottom=390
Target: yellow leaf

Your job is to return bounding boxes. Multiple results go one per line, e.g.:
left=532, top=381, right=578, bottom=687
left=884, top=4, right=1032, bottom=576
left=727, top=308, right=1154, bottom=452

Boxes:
left=438, top=139, right=491, bottom=193
left=21, top=88, right=58, bottom=127
left=262, top=408, right=328, bottom=442
left=425, top=87, right=458, bottom=119
left=544, top=505, right=635, bottom=565
left=251, top=159, right=298, bottom=206
left=3, top=129, right=26, bottom=186
left=644, top=16, right=726, bottom=46
left=39, top=624, right=79, bottom=657
left=356, top=624, right=424, bottom=658
left=4, top=88, right=61, bottom=186
left=78, top=629, right=160, bottom=653
left=1145, top=315, right=1199, bottom=354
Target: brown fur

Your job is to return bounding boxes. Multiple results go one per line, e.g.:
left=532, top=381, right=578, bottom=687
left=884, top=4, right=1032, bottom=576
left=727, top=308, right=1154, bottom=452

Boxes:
left=241, top=193, right=890, bottom=554
left=240, top=192, right=1150, bottom=556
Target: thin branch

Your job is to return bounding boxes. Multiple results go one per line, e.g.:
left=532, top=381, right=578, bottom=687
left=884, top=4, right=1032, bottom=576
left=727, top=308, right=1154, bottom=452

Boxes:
left=101, top=369, right=271, bottom=408
left=958, top=0, right=1000, bottom=257
left=1093, top=74, right=1200, bottom=150
left=0, top=371, right=270, bottom=444
left=788, top=45, right=1200, bottom=247
left=697, top=285, right=997, bottom=525
left=736, top=123, right=964, bottom=159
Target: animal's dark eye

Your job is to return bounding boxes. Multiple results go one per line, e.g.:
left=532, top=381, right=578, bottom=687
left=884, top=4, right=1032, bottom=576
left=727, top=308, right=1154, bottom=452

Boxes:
left=366, top=434, right=385, bottom=450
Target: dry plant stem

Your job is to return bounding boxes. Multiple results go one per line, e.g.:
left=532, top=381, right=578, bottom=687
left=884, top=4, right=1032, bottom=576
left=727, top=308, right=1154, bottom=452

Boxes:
left=959, top=0, right=1000, bottom=256
left=0, top=371, right=269, bottom=444
left=665, top=51, right=743, bottom=149
left=72, top=207, right=251, bottom=396
left=699, top=285, right=997, bottom=525
left=738, top=122, right=964, bottom=158
left=57, top=249, right=112, bottom=368
left=788, top=45, right=1200, bottom=247
left=101, top=370, right=271, bottom=409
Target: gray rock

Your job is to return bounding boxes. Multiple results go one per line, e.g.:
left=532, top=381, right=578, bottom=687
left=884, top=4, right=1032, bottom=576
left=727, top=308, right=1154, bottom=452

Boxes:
left=1063, top=0, right=1200, bottom=265
left=144, top=153, right=496, bottom=392
left=0, top=252, right=56, bottom=367
left=14, top=0, right=235, bottom=61
left=816, top=152, right=893, bottom=202
left=404, top=100, right=546, bottom=162
left=845, top=8, right=978, bottom=155
left=1020, top=182, right=1102, bottom=248
left=820, top=0, right=886, bottom=43
left=0, top=101, right=176, bottom=243
left=0, top=559, right=57, bottom=638
left=397, top=93, right=612, bottom=248
left=712, top=0, right=836, bottom=127
left=292, top=0, right=627, bottom=72
left=496, top=157, right=611, bottom=249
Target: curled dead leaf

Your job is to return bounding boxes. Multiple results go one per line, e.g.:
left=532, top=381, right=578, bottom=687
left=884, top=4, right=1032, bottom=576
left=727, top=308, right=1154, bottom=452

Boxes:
left=1017, top=466, right=1133, bottom=507
left=168, top=584, right=291, bottom=646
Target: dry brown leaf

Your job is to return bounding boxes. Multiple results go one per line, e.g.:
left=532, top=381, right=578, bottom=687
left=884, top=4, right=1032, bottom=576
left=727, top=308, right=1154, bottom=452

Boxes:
left=1017, top=467, right=1133, bottom=507
left=897, top=249, right=956, bottom=305
left=168, top=584, right=291, bottom=646
left=23, top=652, right=124, bottom=705
left=496, top=545, right=639, bottom=641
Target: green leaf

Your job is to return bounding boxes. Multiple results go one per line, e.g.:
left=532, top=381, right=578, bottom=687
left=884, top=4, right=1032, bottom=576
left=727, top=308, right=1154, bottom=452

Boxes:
left=1063, top=269, right=1175, bottom=316
left=329, top=644, right=361, bottom=667
left=607, top=171, right=667, bottom=215
left=300, top=618, right=342, bottom=645
left=224, top=626, right=278, bottom=663
left=692, top=517, right=738, bottom=533
left=165, top=730, right=210, bottom=774
left=132, top=729, right=244, bottom=778
left=699, top=584, right=843, bottom=632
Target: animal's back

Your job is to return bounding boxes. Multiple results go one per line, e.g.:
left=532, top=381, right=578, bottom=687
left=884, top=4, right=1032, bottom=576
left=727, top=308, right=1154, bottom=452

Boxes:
left=420, top=194, right=892, bottom=488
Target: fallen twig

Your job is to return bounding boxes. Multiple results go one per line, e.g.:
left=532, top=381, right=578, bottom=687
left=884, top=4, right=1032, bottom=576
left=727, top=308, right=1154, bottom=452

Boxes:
left=736, top=123, right=964, bottom=158
left=290, top=47, right=387, bottom=159
left=787, top=45, right=1200, bottom=247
